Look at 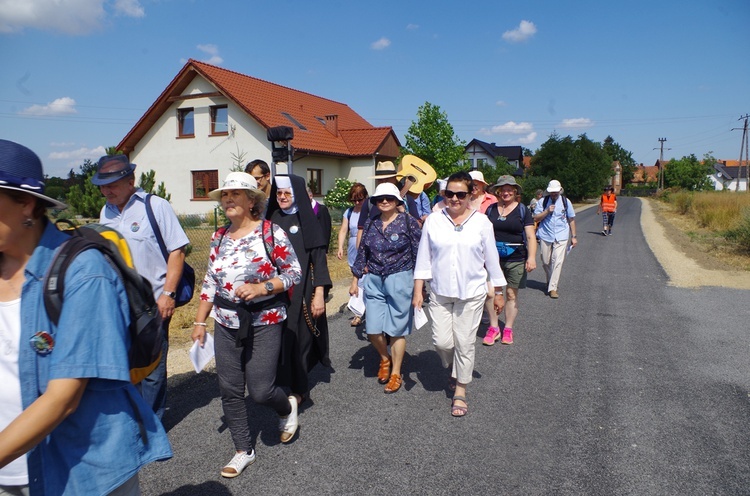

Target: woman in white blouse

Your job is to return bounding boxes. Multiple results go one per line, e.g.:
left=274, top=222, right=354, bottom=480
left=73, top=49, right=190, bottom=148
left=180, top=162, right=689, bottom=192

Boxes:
left=413, top=171, right=507, bottom=417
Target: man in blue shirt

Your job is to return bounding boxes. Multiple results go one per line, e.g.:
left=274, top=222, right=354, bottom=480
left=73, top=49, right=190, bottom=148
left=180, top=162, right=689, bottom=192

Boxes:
left=92, top=155, right=189, bottom=419
left=533, top=180, right=577, bottom=299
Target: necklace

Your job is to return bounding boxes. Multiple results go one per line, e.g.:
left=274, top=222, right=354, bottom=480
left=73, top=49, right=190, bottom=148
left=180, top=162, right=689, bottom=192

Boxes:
left=443, top=209, right=475, bottom=232
left=498, top=202, right=515, bottom=222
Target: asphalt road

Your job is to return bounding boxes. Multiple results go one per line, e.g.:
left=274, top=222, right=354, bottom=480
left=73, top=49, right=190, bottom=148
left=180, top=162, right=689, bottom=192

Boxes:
left=141, top=197, right=750, bottom=495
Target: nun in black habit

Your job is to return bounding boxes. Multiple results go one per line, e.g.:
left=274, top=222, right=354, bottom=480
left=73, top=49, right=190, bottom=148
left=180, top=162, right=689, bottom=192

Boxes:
left=268, top=174, right=332, bottom=405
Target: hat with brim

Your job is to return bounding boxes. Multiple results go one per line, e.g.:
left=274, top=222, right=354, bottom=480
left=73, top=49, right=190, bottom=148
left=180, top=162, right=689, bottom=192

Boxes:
left=0, top=139, right=67, bottom=209
left=468, top=170, right=487, bottom=185
left=369, top=160, right=398, bottom=179
left=546, top=179, right=563, bottom=193
left=369, top=182, right=404, bottom=205
left=91, top=155, right=137, bottom=186
left=208, top=172, right=263, bottom=201
left=488, top=175, right=522, bottom=195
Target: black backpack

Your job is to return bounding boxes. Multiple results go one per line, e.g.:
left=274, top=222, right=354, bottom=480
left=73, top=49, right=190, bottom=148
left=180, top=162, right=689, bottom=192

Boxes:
left=43, top=222, right=162, bottom=385
left=542, top=194, right=568, bottom=217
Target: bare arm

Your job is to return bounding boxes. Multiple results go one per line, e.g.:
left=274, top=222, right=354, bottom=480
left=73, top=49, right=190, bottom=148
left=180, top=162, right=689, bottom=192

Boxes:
left=157, top=247, right=186, bottom=319
left=0, top=378, right=88, bottom=468
left=337, top=215, right=349, bottom=260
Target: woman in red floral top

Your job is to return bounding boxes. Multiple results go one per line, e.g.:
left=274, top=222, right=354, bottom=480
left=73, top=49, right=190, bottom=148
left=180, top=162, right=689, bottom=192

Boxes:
left=191, top=172, right=301, bottom=479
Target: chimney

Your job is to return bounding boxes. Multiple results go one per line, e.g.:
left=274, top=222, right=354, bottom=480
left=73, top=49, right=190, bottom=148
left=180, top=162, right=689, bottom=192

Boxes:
left=324, top=115, right=338, bottom=137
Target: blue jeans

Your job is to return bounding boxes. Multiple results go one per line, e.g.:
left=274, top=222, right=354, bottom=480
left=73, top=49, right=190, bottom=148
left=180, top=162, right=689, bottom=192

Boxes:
left=137, top=318, right=169, bottom=420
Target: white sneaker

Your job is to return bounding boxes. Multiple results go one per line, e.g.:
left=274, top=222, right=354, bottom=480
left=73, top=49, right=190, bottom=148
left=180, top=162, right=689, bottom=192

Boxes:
left=279, top=395, right=299, bottom=443
left=220, top=450, right=256, bottom=478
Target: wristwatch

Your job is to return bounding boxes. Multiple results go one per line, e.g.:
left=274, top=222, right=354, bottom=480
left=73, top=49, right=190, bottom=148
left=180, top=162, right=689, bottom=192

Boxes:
left=264, top=281, right=275, bottom=294
left=163, top=291, right=176, bottom=299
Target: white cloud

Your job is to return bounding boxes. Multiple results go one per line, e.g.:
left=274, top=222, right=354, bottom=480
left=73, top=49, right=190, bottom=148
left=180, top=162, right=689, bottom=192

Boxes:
left=489, top=121, right=534, bottom=134
left=496, top=100, right=507, bottom=107
left=49, top=145, right=106, bottom=162
left=197, top=44, right=223, bottom=65
left=50, top=141, right=76, bottom=147
left=502, top=20, right=537, bottom=43
left=560, top=118, right=594, bottom=128
left=0, top=0, right=144, bottom=35
left=517, top=132, right=537, bottom=145
left=406, top=23, right=419, bottom=30
left=371, top=37, right=391, bottom=50
left=20, top=97, right=77, bottom=116
left=113, top=0, right=144, bottom=18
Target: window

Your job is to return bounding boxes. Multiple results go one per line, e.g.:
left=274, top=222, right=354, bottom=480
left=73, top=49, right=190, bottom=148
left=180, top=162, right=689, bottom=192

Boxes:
left=307, top=169, right=322, bottom=195
left=191, top=170, right=218, bottom=199
left=476, top=158, right=488, bottom=168
left=178, top=108, right=194, bottom=137
left=210, top=105, right=228, bottom=135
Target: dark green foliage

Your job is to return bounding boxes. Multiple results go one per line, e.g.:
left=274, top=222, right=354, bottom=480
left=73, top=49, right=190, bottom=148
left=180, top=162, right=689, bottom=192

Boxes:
left=402, top=102, right=467, bottom=180
left=603, top=135, right=637, bottom=185
left=138, top=170, right=172, bottom=201
left=65, top=169, right=106, bottom=217
left=664, top=154, right=714, bottom=191
left=529, top=133, right=613, bottom=200
left=476, top=157, right=516, bottom=188
left=519, top=176, right=551, bottom=204
left=324, top=178, right=355, bottom=209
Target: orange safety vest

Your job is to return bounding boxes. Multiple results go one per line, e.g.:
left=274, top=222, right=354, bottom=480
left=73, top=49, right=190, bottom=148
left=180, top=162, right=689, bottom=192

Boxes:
left=601, top=194, right=616, bottom=212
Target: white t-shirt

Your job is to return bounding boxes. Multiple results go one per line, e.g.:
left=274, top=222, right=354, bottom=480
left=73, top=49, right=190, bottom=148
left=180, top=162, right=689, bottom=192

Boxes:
left=0, top=298, right=28, bottom=486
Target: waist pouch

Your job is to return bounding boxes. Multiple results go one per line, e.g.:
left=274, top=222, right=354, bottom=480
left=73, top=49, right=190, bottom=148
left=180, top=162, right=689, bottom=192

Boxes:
left=496, top=241, right=523, bottom=258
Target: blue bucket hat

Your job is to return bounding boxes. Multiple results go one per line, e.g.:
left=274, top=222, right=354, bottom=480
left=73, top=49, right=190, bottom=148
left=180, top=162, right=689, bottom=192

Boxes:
left=91, top=154, right=137, bottom=186
left=0, top=139, right=67, bottom=209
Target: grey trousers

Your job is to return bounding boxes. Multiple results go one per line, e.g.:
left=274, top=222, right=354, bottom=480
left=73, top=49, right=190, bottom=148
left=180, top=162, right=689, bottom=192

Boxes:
left=214, top=322, right=291, bottom=452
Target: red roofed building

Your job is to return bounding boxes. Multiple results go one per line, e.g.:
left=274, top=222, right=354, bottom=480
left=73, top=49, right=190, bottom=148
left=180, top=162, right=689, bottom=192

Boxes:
left=117, top=60, right=400, bottom=214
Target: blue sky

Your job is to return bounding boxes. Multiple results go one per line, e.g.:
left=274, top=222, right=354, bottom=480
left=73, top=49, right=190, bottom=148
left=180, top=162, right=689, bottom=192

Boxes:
left=1, top=0, right=749, bottom=178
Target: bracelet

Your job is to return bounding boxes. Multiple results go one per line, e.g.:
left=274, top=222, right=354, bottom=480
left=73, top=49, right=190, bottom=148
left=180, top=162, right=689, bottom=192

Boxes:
left=192, top=322, right=207, bottom=327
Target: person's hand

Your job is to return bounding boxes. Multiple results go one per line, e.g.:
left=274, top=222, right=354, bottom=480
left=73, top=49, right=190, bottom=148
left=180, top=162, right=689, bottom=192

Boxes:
left=157, top=293, right=176, bottom=320
left=493, top=293, right=505, bottom=314
left=311, top=291, right=325, bottom=318
left=191, top=325, right=206, bottom=347
left=548, top=204, right=556, bottom=213
left=571, top=237, right=578, bottom=247
left=337, top=247, right=344, bottom=260
left=412, top=292, right=424, bottom=309
left=235, top=282, right=263, bottom=302
left=349, top=280, right=359, bottom=297
left=525, top=258, right=536, bottom=272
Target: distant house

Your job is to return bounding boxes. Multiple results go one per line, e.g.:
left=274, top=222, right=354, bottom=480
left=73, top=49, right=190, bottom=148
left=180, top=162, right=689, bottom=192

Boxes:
left=464, top=139, right=524, bottom=172
left=631, top=164, right=659, bottom=184
left=117, top=59, right=400, bottom=215
left=708, top=160, right=749, bottom=191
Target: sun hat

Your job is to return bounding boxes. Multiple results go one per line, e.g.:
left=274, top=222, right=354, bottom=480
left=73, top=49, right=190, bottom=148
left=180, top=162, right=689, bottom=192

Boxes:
left=546, top=179, right=563, bottom=193
left=436, top=178, right=448, bottom=193
left=208, top=172, right=261, bottom=201
left=0, top=139, right=67, bottom=209
left=369, top=182, right=404, bottom=205
left=489, top=175, right=523, bottom=195
left=468, top=170, right=487, bottom=185
left=369, top=160, right=398, bottom=179
left=91, top=155, right=137, bottom=186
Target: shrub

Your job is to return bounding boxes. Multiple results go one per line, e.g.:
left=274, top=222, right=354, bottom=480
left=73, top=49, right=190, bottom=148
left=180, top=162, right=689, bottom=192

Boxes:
left=672, top=191, right=693, bottom=215
left=324, top=178, right=354, bottom=209
left=725, top=207, right=750, bottom=252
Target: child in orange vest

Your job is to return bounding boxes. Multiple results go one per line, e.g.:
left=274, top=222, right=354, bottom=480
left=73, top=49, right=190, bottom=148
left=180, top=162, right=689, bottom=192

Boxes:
left=597, top=185, right=617, bottom=236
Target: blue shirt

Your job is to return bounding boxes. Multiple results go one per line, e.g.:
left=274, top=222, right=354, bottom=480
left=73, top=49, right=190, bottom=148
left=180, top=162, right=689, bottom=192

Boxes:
left=534, top=195, right=576, bottom=243
left=352, top=212, right=421, bottom=278
left=100, top=189, right=190, bottom=298
left=19, top=222, right=172, bottom=495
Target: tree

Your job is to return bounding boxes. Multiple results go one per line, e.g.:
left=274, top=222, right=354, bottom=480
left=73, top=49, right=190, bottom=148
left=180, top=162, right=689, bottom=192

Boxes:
left=402, top=101, right=467, bottom=180
left=522, top=147, right=534, bottom=157
left=477, top=156, right=515, bottom=187
left=138, top=170, right=172, bottom=201
left=664, top=154, right=713, bottom=191
left=65, top=169, right=106, bottom=217
left=529, top=133, right=612, bottom=200
left=603, top=135, right=637, bottom=185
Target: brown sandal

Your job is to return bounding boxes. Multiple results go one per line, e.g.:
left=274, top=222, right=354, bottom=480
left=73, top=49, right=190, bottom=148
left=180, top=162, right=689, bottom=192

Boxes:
left=377, top=357, right=391, bottom=384
left=384, top=374, right=403, bottom=394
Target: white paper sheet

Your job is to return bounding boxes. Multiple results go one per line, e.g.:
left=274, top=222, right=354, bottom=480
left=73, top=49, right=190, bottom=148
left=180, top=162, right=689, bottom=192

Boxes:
left=414, top=306, right=428, bottom=330
left=347, top=290, right=365, bottom=317
left=189, top=332, right=215, bottom=373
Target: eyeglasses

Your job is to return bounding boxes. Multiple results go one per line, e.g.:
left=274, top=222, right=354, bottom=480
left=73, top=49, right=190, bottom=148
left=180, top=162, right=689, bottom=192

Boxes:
left=252, top=175, right=266, bottom=182
left=376, top=196, right=397, bottom=203
left=444, top=190, right=468, bottom=200
left=276, top=191, right=293, bottom=198
left=351, top=197, right=365, bottom=203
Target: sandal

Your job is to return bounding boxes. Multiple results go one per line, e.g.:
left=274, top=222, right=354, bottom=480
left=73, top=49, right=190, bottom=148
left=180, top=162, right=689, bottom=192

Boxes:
left=377, top=357, right=391, bottom=384
left=351, top=316, right=362, bottom=327
left=384, top=374, right=403, bottom=394
left=451, top=396, right=468, bottom=417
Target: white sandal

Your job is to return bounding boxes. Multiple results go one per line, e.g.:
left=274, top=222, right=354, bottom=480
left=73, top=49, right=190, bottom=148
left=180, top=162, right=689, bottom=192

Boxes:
left=220, top=450, right=256, bottom=478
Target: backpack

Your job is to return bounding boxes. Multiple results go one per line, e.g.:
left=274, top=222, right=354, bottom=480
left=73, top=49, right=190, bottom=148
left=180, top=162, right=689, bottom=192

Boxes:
left=43, top=222, right=162, bottom=385
left=542, top=194, right=568, bottom=217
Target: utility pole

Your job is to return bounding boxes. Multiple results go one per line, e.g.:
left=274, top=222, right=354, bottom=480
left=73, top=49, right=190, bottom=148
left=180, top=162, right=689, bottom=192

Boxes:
left=654, top=138, right=670, bottom=191
left=733, top=115, right=749, bottom=192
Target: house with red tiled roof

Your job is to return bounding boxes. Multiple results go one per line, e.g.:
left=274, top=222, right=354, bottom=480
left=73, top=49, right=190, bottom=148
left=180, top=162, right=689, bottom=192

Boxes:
left=117, top=60, right=401, bottom=214
left=632, top=164, right=659, bottom=184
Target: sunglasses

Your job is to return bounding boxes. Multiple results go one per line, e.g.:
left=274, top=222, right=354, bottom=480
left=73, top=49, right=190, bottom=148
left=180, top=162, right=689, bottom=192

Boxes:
left=276, top=191, right=293, bottom=198
left=376, top=196, right=397, bottom=203
left=351, top=197, right=366, bottom=203
left=444, top=189, right=468, bottom=200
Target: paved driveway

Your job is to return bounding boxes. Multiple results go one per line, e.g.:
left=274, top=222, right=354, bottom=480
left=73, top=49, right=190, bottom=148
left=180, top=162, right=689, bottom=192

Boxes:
left=141, top=197, right=750, bottom=495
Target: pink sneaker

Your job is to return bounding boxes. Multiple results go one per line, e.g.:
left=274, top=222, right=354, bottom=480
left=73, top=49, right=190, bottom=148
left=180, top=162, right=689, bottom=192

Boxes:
left=500, top=327, right=513, bottom=345
left=483, top=326, right=501, bottom=346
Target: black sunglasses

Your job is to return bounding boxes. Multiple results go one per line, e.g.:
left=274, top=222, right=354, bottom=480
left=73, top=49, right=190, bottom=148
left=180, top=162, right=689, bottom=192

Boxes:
left=444, top=189, right=468, bottom=200
left=376, top=196, right=398, bottom=203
